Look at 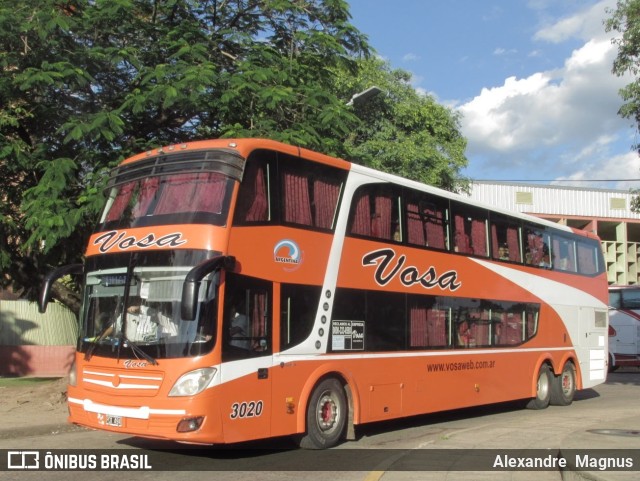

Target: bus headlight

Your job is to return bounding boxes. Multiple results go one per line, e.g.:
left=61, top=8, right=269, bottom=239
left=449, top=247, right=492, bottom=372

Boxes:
left=169, top=368, right=217, bottom=397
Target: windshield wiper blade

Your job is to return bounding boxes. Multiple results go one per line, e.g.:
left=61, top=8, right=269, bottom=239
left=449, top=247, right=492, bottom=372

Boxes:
left=84, top=320, right=116, bottom=361
left=120, top=335, right=158, bottom=366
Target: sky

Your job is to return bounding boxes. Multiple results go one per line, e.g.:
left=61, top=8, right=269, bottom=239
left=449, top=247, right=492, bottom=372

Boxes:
left=347, top=0, right=640, bottom=191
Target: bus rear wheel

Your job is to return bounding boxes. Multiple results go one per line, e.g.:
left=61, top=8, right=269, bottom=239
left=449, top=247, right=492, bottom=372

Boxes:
left=550, top=361, right=576, bottom=406
left=526, top=364, right=552, bottom=410
left=298, top=378, right=347, bottom=449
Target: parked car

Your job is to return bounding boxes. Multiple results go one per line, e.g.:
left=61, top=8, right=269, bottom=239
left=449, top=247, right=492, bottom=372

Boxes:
left=608, top=285, right=640, bottom=371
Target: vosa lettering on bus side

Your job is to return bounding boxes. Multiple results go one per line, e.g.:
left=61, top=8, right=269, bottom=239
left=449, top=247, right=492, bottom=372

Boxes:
left=92, top=230, right=188, bottom=253
left=362, top=248, right=461, bottom=291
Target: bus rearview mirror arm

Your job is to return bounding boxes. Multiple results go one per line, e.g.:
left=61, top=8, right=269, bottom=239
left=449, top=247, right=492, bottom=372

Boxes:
left=39, top=264, right=84, bottom=313
left=181, top=255, right=236, bottom=321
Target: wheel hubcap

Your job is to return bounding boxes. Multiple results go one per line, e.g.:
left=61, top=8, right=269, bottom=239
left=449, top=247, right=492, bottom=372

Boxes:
left=317, top=393, right=338, bottom=431
left=562, top=371, right=573, bottom=395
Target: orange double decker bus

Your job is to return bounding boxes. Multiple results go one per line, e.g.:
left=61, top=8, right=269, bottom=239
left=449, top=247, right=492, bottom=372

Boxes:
left=40, top=138, right=608, bottom=449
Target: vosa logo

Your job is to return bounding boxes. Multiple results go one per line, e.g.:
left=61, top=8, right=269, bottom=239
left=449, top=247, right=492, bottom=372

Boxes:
left=274, top=239, right=303, bottom=270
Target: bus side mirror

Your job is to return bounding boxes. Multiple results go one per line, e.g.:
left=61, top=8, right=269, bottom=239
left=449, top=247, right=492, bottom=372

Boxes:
left=181, top=256, right=236, bottom=321
left=39, top=264, right=84, bottom=313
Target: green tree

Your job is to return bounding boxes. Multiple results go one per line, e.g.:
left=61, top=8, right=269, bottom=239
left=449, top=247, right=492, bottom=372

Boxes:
left=1, top=1, right=468, bottom=311
left=337, top=58, right=468, bottom=192
left=606, top=0, right=640, bottom=211
left=0, top=0, right=368, bottom=310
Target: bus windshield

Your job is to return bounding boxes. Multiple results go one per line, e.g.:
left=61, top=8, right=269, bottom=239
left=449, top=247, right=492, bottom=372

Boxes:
left=100, top=172, right=235, bottom=230
left=81, top=262, right=218, bottom=359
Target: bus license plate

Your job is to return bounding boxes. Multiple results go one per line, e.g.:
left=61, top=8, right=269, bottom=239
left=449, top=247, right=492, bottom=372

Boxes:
left=105, top=415, right=123, bottom=427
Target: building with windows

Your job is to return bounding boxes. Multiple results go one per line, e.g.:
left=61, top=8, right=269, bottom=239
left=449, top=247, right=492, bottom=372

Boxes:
left=468, top=182, right=640, bottom=285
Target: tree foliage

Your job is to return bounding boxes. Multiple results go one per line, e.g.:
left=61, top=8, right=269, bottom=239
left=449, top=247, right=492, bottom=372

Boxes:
left=606, top=0, right=640, bottom=211
left=335, top=58, right=468, bottom=192
left=0, top=0, right=468, bottom=310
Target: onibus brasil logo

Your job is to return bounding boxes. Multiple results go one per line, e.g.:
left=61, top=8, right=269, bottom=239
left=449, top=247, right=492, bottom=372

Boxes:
left=274, top=239, right=303, bottom=270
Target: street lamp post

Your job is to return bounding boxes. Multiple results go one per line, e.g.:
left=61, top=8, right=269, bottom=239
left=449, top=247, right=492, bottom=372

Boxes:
left=346, top=86, right=382, bottom=107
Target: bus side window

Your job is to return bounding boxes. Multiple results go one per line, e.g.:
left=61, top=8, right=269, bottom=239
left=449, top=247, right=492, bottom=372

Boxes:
left=524, top=227, right=551, bottom=268
left=451, top=203, right=489, bottom=257
left=552, top=236, right=577, bottom=272
left=233, top=153, right=272, bottom=224
left=281, top=284, right=321, bottom=350
left=490, top=215, right=521, bottom=263
left=222, top=273, right=272, bottom=361
left=408, top=296, right=450, bottom=348
left=405, top=191, right=449, bottom=250
left=348, top=185, right=401, bottom=242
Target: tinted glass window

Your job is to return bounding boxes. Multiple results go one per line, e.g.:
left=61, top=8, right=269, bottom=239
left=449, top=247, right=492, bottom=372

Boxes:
left=405, top=191, right=449, bottom=250
left=348, top=185, right=401, bottom=241
left=490, top=214, right=522, bottom=263
left=281, top=284, right=321, bottom=350
left=451, top=202, right=489, bottom=257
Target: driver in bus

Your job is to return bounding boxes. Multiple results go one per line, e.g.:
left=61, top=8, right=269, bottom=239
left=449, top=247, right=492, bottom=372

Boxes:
left=228, top=302, right=250, bottom=350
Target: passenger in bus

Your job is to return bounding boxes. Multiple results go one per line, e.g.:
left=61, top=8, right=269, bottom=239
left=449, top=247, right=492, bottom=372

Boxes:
left=498, top=244, right=509, bottom=260
left=457, top=319, right=472, bottom=347
left=539, top=245, right=552, bottom=269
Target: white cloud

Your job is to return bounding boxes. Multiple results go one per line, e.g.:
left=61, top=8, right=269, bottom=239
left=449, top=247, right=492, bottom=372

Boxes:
left=534, top=0, right=617, bottom=43
left=493, top=47, right=518, bottom=56
left=458, top=6, right=635, bottom=181
left=402, top=53, right=420, bottom=62
left=552, top=150, right=640, bottom=190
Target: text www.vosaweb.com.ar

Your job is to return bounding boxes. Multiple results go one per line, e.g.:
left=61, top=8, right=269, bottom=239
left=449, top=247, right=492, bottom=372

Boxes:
left=427, top=359, right=496, bottom=372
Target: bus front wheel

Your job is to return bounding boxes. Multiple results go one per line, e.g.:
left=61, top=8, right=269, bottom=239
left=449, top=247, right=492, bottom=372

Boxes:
left=298, top=378, right=347, bottom=449
left=550, top=361, right=576, bottom=406
left=526, top=364, right=552, bottom=410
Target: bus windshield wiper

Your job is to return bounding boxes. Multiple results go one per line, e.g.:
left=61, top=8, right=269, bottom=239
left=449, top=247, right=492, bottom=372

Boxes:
left=84, top=320, right=116, bottom=361
left=120, top=334, right=158, bottom=366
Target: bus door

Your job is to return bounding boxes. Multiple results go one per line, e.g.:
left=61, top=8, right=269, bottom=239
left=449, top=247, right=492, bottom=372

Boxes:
left=219, top=273, right=273, bottom=443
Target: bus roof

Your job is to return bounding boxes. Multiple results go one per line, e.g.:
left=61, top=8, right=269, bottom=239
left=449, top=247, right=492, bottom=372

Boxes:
left=120, top=138, right=352, bottom=171
left=120, top=137, right=596, bottom=240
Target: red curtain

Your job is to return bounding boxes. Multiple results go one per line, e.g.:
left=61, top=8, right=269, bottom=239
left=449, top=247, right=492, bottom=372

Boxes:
left=491, top=224, right=500, bottom=258
left=350, top=194, right=371, bottom=236
left=471, top=219, right=487, bottom=256
left=406, top=203, right=425, bottom=245
left=425, top=208, right=446, bottom=249
left=498, top=313, right=523, bottom=345
left=409, top=306, right=428, bottom=347
left=246, top=164, right=268, bottom=221
left=283, top=172, right=312, bottom=225
left=372, top=195, right=392, bottom=239
left=313, top=179, right=341, bottom=229
left=507, top=227, right=520, bottom=262
left=105, top=182, right=135, bottom=222
left=427, top=309, right=447, bottom=346
left=192, top=173, right=227, bottom=214
left=250, top=291, right=267, bottom=339
left=131, top=177, right=159, bottom=218
left=154, top=174, right=196, bottom=214
left=454, top=215, right=471, bottom=253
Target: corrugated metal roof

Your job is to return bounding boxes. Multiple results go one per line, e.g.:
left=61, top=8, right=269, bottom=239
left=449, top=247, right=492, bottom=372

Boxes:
left=0, top=301, right=78, bottom=346
left=469, top=182, right=640, bottom=219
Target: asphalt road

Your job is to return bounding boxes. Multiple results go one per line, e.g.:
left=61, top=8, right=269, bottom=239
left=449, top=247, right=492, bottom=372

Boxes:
left=2, top=368, right=640, bottom=481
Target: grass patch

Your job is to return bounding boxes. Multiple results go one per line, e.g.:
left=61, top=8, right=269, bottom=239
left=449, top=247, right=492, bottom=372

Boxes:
left=0, top=377, right=62, bottom=388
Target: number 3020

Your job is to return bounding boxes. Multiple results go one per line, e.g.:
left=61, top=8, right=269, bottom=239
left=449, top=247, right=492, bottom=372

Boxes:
left=230, top=400, right=264, bottom=419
